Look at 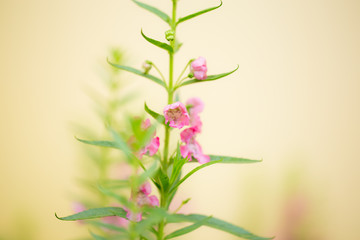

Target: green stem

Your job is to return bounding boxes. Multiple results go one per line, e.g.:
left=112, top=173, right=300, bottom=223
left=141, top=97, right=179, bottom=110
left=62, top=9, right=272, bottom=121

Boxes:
left=151, top=62, right=167, bottom=85
left=158, top=1, right=178, bottom=240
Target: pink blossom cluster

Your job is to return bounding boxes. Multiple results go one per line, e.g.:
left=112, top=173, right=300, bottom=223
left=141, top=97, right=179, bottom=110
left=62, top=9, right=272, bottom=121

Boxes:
left=163, top=98, right=210, bottom=164
left=180, top=98, right=210, bottom=164
left=137, top=118, right=160, bottom=159
left=124, top=182, right=159, bottom=222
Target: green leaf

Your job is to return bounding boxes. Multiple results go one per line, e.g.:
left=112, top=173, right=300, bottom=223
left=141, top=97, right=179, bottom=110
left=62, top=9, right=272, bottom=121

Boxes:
left=134, top=207, right=168, bottom=235
left=97, top=186, right=132, bottom=208
left=107, top=60, right=166, bottom=88
left=169, top=160, right=221, bottom=194
left=132, top=0, right=171, bottom=25
left=98, top=179, right=130, bottom=189
left=178, top=65, right=239, bottom=88
left=141, top=29, right=173, bottom=53
left=76, top=137, right=118, bottom=149
left=177, top=0, right=223, bottom=25
left=158, top=169, right=170, bottom=191
left=165, top=215, right=212, bottom=239
left=144, top=102, right=166, bottom=125
left=138, top=161, right=160, bottom=186
left=167, top=214, right=273, bottom=240
left=55, top=207, right=127, bottom=221
left=109, top=128, right=133, bottom=158
left=208, top=155, right=262, bottom=164
left=169, top=144, right=187, bottom=185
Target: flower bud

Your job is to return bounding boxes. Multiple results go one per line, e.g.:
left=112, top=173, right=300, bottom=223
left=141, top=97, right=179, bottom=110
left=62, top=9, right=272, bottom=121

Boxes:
left=142, top=60, right=152, bottom=74
left=190, top=57, right=207, bottom=80
left=165, top=30, right=175, bottom=41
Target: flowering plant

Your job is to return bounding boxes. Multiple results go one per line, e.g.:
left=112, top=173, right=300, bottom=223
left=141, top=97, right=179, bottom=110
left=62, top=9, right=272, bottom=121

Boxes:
left=56, top=1, right=272, bottom=239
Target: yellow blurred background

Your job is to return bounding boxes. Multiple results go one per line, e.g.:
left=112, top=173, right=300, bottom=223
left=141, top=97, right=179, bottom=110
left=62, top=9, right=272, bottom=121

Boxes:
left=1, top=0, right=359, bottom=239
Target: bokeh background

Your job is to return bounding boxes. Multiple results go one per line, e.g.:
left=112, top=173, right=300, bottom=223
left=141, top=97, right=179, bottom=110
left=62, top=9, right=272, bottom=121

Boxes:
left=1, top=0, right=359, bottom=239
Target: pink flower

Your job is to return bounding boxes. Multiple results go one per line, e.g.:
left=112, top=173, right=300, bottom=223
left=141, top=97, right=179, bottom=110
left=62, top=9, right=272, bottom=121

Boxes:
left=136, top=182, right=160, bottom=207
left=138, top=136, right=160, bottom=159
left=140, top=181, right=152, bottom=195
left=180, top=127, right=198, bottom=143
left=138, top=119, right=160, bottom=159
left=180, top=140, right=210, bottom=164
left=164, top=102, right=190, bottom=129
left=124, top=207, right=142, bottom=222
left=103, top=216, right=129, bottom=228
left=185, top=98, right=204, bottom=133
left=186, top=97, right=204, bottom=115
left=72, top=202, right=86, bottom=213
left=141, top=118, right=151, bottom=130
left=148, top=195, right=160, bottom=207
left=72, top=202, right=86, bottom=224
left=191, top=57, right=207, bottom=80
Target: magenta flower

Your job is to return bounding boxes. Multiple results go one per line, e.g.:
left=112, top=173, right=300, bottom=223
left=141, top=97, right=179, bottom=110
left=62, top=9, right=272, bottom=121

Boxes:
left=191, top=57, right=207, bottom=80
left=180, top=140, right=210, bottom=164
left=164, top=102, right=190, bottom=129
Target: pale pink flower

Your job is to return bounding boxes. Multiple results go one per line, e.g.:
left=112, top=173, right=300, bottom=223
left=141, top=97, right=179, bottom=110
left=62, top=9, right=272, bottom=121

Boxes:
left=141, top=118, right=151, bottom=130
left=124, top=207, right=142, bottom=222
left=186, top=98, right=204, bottom=133
left=180, top=140, right=210, bottom=164
left=189, top=113, right=202, bottom=133
left=103, top=216, right=129, bottom=228
left=138, top=119, right=160, bottom=159
left=136, top=182, right=160, bottom=207
left=186, top=97, right=204, bottom=115
left=191, top=57, right=207, bottom=80
left=164, top=102, right=190, bottom=129
left=72, top=202, right=86, bottom=213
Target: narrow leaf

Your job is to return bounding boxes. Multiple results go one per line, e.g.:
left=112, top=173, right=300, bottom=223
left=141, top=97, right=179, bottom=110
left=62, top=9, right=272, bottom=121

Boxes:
left=177, top=1, right=223, bottom=25
left=167, top=214, right=273, bottom=240
left=109, top=128, right=133, bottom=157
left=76, top=137, right=118, bottom=149
left=55, top=207, right=127, bottom=221
left=135, top=207, right=167, bottom=235
left=141, top=29, right=173, bottom=53
left=107, top=60, right=166, bottom=88
left=137, top=161, right=159, bottom=186
left=208, top=155, right=262, bottom=164
left=133, top=0, right=171, bottom=24
left=158, top=169, right=170, bottom=191
left=169, top=160, right=222, bottom=194
left=165, top=215, right=212, bottom=239
left=144, top=102, right=166, bottom=125
left=179, top=65, right=239, bottom=88
left=97, top=186, right=132, bottom=208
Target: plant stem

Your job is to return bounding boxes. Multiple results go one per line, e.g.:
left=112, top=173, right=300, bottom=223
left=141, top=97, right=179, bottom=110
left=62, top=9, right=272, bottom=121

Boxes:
left=158, top=1, right=178, bottom=240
